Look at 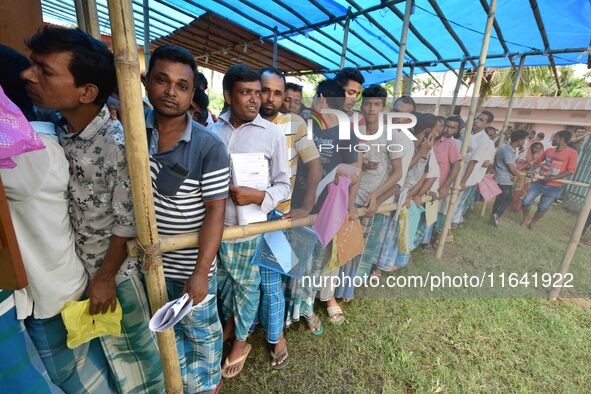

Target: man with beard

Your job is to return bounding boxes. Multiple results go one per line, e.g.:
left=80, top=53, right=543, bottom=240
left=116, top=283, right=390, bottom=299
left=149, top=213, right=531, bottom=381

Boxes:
left=145, top=45, right=230, bottom=393
left=212, top=64, right=290, bottom=378
left=431, top=115, right=463, bottom=243
left=280, top=82, right=305, bottom=116
left=257, top=67, right=323, bottom=367
left=521, top=130, right=578, bottom=230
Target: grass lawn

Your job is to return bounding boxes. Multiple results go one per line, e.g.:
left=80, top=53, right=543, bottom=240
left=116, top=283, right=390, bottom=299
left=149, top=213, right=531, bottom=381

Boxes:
left=222, top=203, right=591, bottom=393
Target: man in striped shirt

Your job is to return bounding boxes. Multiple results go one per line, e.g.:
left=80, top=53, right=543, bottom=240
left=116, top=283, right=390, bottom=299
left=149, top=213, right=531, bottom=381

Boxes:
left=145, top=46, right=230, bottom=393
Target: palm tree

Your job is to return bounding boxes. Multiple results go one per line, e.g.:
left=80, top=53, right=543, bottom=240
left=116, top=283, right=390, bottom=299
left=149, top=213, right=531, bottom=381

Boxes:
left=474, top=66, right=591, bottom=98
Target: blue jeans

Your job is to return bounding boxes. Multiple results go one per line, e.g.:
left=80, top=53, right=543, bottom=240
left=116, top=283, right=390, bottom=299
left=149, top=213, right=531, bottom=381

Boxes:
left=521, top=182, right=563, bottom=214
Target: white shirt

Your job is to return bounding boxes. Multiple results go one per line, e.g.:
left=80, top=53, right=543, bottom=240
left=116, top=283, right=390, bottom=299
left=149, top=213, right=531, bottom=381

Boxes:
left=211, top=112, right=290, bottom=242
left=0, top=122, right=87, bottom=319
left=463, top=130, right=496, bottom=186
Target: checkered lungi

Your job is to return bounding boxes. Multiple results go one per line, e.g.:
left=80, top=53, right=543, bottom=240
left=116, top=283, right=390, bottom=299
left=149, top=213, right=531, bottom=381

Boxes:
left=217, top=236, right=261, bottom=341
left=99, top=275, right=164, bottom=394
left=1, top=304, right=52, bottom=394
left=284, top=241, right=324, bottom=327
left=259, top=267, right=284, bottom=344
left=166, top=276, right=222, bottom=393
left=452, top=186, right=477, bottom=224
left=25, top=311, right=114, bottom=394
left=375, top=211, right=402, bottom=271
left=334, top=213, right=385, bottom=300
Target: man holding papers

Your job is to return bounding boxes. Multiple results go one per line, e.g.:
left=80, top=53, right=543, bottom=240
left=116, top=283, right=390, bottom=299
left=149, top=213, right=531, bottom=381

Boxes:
left=145, top=46, right=230, bottom=393
left=212, top=64, right=290, bottom=378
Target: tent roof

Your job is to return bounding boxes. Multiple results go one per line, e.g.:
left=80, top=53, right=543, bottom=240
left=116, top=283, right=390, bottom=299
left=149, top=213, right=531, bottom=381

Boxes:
left=41, top=0, right=591, bottom=85
left=150, top=12, right=324, bottom=74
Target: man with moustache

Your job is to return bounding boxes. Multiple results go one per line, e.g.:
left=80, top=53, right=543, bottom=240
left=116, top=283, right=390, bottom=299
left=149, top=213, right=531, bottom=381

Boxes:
left=145, top=45, right=230, bottom=393
left=212, top=64, right=290, bottom=378
left=433, top=115, right=464, bottom=242
left=257, top=67, right=322, bottom=368
left=21, top=26, right=163, bottom=392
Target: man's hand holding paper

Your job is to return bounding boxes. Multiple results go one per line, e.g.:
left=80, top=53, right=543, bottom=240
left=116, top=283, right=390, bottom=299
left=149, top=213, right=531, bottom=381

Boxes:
left=229, top=185, right=266, bottom=206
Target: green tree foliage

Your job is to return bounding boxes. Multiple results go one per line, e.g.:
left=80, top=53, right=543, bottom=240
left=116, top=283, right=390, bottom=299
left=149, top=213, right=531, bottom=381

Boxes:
left=469, top=66, right=591, bottom=98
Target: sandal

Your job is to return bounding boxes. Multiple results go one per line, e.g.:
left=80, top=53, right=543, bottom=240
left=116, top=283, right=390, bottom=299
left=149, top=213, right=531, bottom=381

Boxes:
left=306, top=313, right=324, bottom=336
left=221, top=343, right=252, bottom=379
left=326, top=304, right=345, bottom=325
left=270, top=345, right=289, bottom=370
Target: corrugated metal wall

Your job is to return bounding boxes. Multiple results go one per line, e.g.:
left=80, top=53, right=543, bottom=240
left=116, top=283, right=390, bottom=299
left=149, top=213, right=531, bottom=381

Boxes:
left=564, top=137, right=591, bottom=211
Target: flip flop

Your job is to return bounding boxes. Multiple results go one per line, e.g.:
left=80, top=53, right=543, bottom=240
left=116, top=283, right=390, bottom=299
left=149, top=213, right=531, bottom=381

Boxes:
left=270, top=345, right=289, bottom=370
left=306, top=313, right=324, bottom=336
left=221, top=343, right=252, bottom=379
left=327, top=304, right=345, bottom=325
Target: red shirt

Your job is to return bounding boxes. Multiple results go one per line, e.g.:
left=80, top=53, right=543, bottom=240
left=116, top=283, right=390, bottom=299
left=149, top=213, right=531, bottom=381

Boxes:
left=433, top=137, right=462, bottom=186
left=536, top=146, right=578, bottom=187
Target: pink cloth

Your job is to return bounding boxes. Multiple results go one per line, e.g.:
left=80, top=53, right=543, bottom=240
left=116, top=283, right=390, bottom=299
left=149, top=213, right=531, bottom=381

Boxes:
left=0, top=85, right=44, bottom=168
left=478, top=174, right=502, bottom=201
left=312, top=177, right=351, bottom=247
left=433, top=137, right=462, bottom=186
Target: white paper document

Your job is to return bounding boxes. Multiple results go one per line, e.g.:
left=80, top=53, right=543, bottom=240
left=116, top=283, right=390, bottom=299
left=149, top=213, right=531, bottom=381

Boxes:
left=230, top=153, right=269, bottom=225
left=149, top=293, right=215, bottom=332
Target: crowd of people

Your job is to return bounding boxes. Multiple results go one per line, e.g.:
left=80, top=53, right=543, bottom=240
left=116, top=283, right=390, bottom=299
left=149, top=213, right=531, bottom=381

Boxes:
left=0, top=26, right=588, bottom=393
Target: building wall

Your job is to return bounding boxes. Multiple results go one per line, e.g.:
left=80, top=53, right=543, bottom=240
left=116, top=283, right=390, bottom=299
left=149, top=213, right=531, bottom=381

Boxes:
left=0, top=0, right=43, bottom=55
left=415, top=96, right=590, bottom=146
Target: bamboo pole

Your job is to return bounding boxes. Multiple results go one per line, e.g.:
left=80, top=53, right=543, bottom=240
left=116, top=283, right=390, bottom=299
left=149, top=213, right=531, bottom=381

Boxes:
left=340, top=9, right=351, bottom=69
left=143, top=0, right=150, bottom=70
left=406, top=64, right=415, bottom=95
left=480, top=55, right=527, bottom=217
left=549, top=188, right=591, bottom=299
left=435, top=0, right=497, bottom=259
left=498, top=55, right=526, bottom=148
left=532, top=176, right=591, bottom=188
left=129, top=202, right=400, bottom=256
left=449, top=59, right=466, bottom=116
left=434, top=72, right=447, bottom=115
left=106, top=0, right=182, bottom=392
left=289, top=48, right=587, bottom=77
left=393, top=0, right=413, bottom=98
left=74, top=0, right=101, bottom=39
left=272, top=26, right=278, bottom=68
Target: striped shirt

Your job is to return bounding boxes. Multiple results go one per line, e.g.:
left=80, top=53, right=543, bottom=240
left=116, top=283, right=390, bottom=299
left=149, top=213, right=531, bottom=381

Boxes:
left=146, top=111, right=230, bottom=281
left=271, top=113, right=320, bottom=213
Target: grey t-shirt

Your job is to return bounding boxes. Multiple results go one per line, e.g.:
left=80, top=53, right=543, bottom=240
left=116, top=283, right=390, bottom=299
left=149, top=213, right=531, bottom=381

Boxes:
left=355, top=127, right=405, bottom=206
left=494, top=144, right=517, bottom=185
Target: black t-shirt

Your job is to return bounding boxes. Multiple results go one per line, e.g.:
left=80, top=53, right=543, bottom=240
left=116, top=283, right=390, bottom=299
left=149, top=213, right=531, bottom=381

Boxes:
left=292, top=122, right=358, bottom=212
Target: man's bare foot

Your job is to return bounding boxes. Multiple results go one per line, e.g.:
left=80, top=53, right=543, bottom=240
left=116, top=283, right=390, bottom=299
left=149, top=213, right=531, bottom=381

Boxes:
left=222, top=340, right=251, bottom=378
left=521, top=220, right=530, bottom=227
left=270, top=334, right=288, bottom=369
left=370, top=267, right=382, bottom=278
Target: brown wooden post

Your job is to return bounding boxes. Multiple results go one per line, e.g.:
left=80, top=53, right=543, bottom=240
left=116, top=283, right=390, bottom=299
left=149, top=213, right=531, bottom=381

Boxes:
left=549, top=187, right=591, bottom=299
left=393, top=0, right=413, bottom=97
left=435, top=0, right=497, bottom=259
left=105, top=0, right=182, bottom=392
